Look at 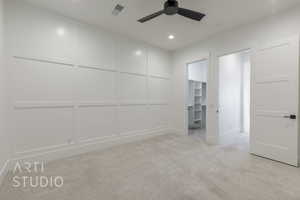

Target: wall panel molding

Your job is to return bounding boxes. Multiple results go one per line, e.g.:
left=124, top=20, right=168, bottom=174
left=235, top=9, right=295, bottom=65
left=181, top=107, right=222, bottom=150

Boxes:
left=8, top=0, right=173, bottom=165
left=13, top=56, right=74, bottom=67
left=119, top=101, right=148, bottom=106
left=77, top=101, right=118, bottom=107
left=148, top=102, right=169, bottom=105
left=77, top=65, right=116, bottom=72
left=14, top=101, right=74, bottom=109
left=119, top=71, right=147, bottom=77
left=149, top=75, right=170, bottom=80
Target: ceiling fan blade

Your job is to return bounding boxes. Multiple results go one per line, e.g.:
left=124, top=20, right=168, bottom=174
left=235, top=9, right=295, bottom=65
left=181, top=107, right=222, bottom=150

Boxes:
left=138, top=10, right=164, bottom=23
left=178, top=8, right=205, bottom=21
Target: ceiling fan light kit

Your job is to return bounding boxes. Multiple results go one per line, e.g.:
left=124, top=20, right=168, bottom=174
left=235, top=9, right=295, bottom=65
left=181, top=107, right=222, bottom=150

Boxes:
left=138, top=0, right=206, bottom=23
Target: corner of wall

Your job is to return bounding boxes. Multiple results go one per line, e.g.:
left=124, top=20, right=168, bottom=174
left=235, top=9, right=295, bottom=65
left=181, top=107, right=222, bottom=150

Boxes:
left=0, top=0, right=12, bottom=187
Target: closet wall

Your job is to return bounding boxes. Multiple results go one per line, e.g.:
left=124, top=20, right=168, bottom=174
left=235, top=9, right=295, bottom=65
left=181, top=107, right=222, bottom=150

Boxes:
left=188, top=60, right=208, bottom=82
left=5, top=0, right=172, bottom=162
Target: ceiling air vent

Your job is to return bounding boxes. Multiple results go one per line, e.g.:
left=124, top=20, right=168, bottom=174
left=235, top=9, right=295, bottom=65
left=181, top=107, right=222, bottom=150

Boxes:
left=112, top=4, right=125, bottom=16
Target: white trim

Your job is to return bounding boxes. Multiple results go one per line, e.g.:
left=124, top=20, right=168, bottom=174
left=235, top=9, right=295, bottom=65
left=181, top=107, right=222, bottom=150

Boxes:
left=14, top=101, right=74, bottom=109
left=77, top=101, right=118, bottom=107
left=77, top=65, right=116, bottom=72
left=9, top=129, right=173, bottom=169
left=119, top=71, right=147, bottom=77
left=258, top=43, right=289, bottom=52
left=119, top=101, right=148, bottom=106
left=13, top=56, right=74, bottom=67
left=149, top=75, right=170, bottom=80
left=148, top=102, right=169, bottom=106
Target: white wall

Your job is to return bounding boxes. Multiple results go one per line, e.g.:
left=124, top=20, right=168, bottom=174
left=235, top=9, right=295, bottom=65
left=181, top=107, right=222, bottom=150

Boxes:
left=218, top=53, right=243, bottom=135
left=0, top=0, right=10, bottom=183
left=188, top=60, right=208, bottom=82
left=172, top=5, right=300, bottom=143
left=242, top=53, right=250, bottom=134
left=5, top=0, right=172, bottom=163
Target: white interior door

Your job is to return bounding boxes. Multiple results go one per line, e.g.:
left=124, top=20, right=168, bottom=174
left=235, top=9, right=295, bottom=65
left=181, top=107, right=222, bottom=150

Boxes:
left=251, top=36, right=299, bottom=166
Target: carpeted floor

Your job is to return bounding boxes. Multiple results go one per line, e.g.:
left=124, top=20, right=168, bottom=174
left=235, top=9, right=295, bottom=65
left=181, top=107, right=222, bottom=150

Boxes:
left=1, top=133, right=300, bottom=200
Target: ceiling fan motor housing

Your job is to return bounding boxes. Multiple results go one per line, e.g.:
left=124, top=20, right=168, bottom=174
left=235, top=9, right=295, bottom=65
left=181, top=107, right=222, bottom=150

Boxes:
left=164, top=0, right=179, bottom=15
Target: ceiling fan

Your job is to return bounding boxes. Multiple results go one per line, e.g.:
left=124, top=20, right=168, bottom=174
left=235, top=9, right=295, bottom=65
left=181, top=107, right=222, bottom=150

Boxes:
left=138, top=0, right=206, bottom=23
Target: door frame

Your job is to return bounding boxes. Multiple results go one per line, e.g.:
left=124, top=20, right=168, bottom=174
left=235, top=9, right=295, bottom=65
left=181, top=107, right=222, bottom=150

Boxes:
left=215, top=47, right=252, bottom=143
left=184, top=57, right=209, bottom=139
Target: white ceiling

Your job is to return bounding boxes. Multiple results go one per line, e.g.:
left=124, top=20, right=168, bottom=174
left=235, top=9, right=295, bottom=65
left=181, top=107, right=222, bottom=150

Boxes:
left=24, top=0, right=300, bottom=50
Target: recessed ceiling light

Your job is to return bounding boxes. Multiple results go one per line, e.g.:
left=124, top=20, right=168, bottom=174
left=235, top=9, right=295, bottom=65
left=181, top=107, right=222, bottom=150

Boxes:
left=168, top=35, right=175, bottom=40
left=56, top=28, right=65, bottom=36
left=135, top=50, right=142, bottom=56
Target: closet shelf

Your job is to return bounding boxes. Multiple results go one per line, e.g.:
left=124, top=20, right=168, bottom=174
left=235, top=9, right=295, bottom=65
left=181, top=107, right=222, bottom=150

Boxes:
left=188, top=79, right=207, bottom=130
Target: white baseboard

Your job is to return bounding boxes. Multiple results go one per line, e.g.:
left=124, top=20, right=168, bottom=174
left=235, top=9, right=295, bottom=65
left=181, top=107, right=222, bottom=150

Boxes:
left=9, top=128, right=174, bottom=170
left=0, top=160, right=10, bottom=187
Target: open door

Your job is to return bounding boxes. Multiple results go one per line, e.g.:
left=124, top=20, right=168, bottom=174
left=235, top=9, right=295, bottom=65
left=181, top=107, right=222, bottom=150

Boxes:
left=251, top=36, right=299, bottom=166
left=186, top=59, right=208, bottom=139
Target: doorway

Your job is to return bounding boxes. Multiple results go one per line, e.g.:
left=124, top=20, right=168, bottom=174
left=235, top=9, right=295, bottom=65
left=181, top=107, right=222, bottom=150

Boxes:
left=218, top=50, right=250, bottom=145
left=187, top=59, right=208, bottom=139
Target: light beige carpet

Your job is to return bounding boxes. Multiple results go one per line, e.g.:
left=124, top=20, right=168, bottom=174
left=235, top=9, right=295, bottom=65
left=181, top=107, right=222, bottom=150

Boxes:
left=1, top=133, right=300, bottom=200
